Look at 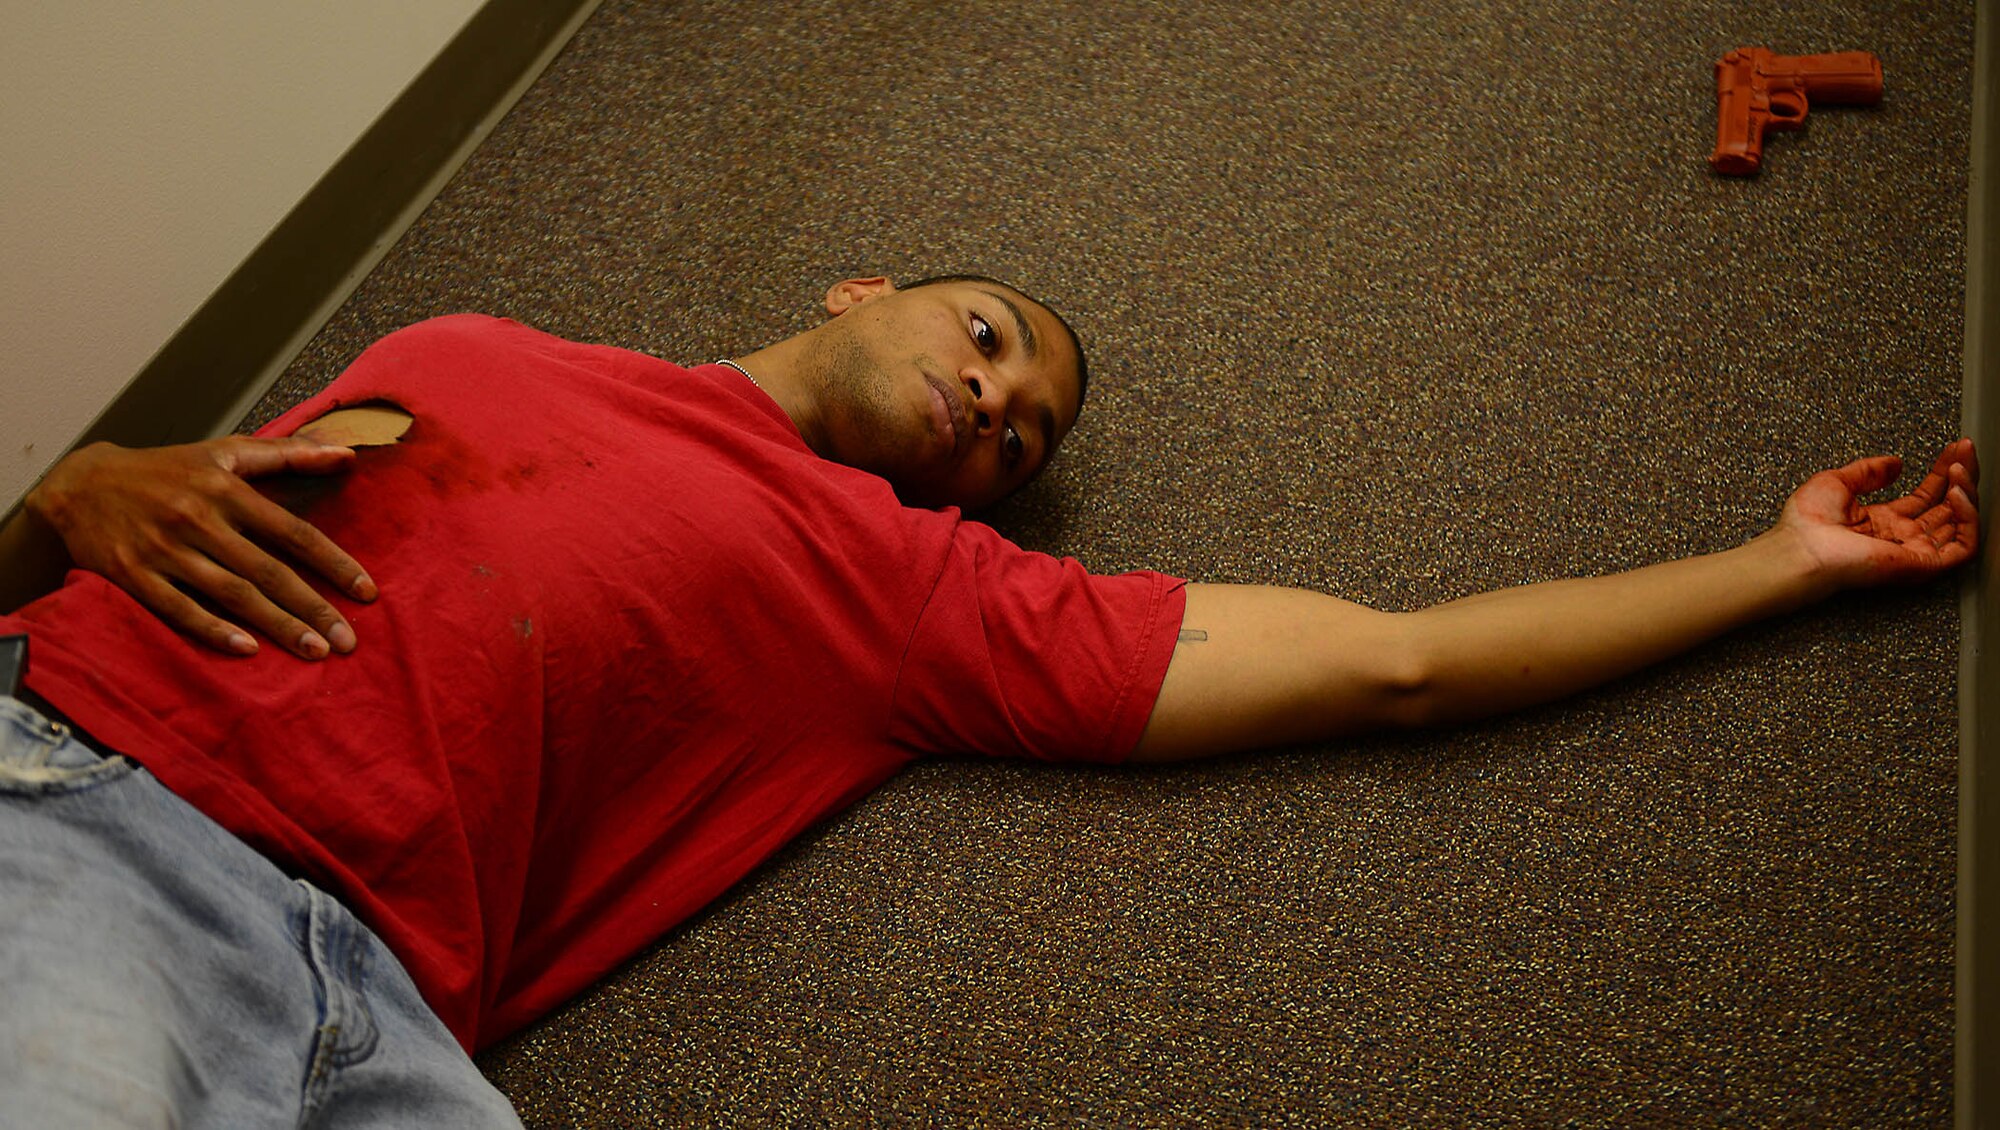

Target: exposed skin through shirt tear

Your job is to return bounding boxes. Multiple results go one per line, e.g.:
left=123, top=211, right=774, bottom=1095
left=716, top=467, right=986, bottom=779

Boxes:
left=295, top=404, right=414, bottom=447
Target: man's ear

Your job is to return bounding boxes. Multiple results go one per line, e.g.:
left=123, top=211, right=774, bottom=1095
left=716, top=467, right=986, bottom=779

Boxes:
left=824, top=276, right=895, bottom=316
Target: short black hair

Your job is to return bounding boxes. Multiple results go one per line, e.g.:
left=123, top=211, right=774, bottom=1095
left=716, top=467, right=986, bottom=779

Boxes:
left=900, top=274, right=1090, bottom=410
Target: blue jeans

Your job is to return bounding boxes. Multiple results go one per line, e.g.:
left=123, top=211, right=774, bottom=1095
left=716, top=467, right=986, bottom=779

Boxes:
left=0, top=697, right=521, bottom=1127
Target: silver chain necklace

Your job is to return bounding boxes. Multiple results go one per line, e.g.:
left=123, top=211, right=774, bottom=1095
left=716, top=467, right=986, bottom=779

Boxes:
left=716, top=359, right=760, bottom=389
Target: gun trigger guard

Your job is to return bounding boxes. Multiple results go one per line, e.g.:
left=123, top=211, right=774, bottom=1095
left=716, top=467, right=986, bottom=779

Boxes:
left=1766, top=91, right=1807, bottom=120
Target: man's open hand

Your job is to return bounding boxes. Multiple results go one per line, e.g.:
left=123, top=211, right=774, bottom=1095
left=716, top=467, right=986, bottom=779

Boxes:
left=1778, top=438, right=1981, bottom=589
left=25, top=438, right=375, bottom=658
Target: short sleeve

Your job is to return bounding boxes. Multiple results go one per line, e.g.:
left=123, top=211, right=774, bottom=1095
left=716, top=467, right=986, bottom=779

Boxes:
left=889, top=521, right=1187, bottom=763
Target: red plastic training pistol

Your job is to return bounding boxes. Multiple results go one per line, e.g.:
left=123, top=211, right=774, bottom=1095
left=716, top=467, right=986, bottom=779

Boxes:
left=1710, top=47, right=1883, bottom=176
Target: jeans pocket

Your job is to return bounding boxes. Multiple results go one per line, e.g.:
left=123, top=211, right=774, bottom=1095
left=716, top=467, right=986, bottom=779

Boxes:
left=297, top=879, right=382, bottom=1119
left=0, top=701, right=137, bottom=797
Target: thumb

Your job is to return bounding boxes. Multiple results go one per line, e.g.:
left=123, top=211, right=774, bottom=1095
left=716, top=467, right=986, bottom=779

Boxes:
left=211, top=435, right=356, bottom=479
left=1825, top=454, right=1902, bottom=499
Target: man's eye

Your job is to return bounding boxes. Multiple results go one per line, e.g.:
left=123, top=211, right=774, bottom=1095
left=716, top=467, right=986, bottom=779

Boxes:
left=1003, top=425, right=1024, bottom=466
left=971, top=314, right=999, bottom=353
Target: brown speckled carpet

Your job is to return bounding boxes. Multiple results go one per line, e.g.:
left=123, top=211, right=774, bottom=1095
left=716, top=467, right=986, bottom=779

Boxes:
left=247, top=0, right=1972, bottom=1124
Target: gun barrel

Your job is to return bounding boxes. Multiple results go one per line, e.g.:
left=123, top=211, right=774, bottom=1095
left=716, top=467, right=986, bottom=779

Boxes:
left=1775, top=50, right=1884, bottom=105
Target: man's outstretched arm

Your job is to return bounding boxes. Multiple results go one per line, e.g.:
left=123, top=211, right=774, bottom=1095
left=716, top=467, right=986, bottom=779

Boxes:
left=1131, top=441, right=1980, bottom=763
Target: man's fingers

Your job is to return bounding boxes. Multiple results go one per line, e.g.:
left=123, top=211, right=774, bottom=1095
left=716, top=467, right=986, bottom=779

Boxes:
left=126, top=571, right=259, bottom=657
left=1932, top=437, right=1982, bottom=483
left=1951, top=484, right=1980, bottom=551
left=233, top=489, right=376, bottom=603
left=1884, top=456, right=1952, bottom=519
left=33, top=436, right=376, bottom=657
left=1931, top=530, right=1975, bottom=571
left=1917, top=458, right=1984, bottom=547
left=1832, top=458, right=1904, bottom=520
left=213, top=436, right=376, bottom=602
left=209, top=528, right=358, bottom=652
left=170, top=440, right=372, bottom=656
left=1921, top=442, right=1980, bottom=506
left=1953, top=460, right=1981, bottom=512
left=211, top=435, right=356, bottom=480
left=1901, top=485, right=1979, bottom=572
left=1915, top=498, right=1963, bottom=536
left=1882, top=444, right=1975, bottom=519
left=177, top=554, right=334, bottom=660
left=1828, top=455, right=1902, bottom=501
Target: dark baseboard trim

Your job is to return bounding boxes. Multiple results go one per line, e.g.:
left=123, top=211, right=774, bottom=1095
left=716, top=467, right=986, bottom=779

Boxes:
left=1962, top=0, right=1997, bottom=1126
left=73, top=0, right=602, bottom=454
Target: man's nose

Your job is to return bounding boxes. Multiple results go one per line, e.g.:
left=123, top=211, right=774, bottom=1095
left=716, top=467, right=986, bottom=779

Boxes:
left=962, top=369, right=1006, bottom=436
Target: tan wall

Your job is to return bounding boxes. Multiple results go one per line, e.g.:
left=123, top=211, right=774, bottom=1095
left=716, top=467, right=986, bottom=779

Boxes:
left=0, top=2, right=485, bottom=511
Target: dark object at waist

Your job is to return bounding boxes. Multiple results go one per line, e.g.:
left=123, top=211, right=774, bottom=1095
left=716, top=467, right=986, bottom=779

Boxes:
left=3, top=632, right=114, bottom=753
left=15, top=684, right=114, bottom=755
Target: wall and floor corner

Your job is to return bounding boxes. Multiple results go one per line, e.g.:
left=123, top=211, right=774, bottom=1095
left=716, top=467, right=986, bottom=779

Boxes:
left=0, top=0, right=603, bottom=518
left=1, top=3, right=473, bottom=511
left=1961, top=0, right=1998, bottom=1124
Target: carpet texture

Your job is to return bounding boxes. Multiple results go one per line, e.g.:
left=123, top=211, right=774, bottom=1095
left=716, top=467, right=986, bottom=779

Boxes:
left=248, top=0, right=1973, bottom=1124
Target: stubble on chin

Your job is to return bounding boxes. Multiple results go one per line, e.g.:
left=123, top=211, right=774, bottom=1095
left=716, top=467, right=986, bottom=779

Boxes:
left=805, top=321, right=910, bottom=475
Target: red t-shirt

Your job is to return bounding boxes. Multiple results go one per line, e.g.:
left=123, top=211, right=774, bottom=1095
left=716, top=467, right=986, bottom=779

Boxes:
left=2, top=315, right=1185, bottom=1049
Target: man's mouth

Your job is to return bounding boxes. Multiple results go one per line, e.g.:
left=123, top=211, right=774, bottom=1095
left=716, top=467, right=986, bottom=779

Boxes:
left=925, top=374, right=968, bottom=461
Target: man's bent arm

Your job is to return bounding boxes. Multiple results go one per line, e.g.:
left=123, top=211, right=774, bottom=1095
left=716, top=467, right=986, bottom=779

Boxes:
left=4, top=438, right=375, bottom=658
left=1132, top=444, right=1979, bottom=763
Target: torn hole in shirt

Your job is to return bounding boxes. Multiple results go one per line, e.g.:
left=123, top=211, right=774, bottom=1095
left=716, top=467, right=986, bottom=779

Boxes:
left=296, top=401, right=414, bottom=447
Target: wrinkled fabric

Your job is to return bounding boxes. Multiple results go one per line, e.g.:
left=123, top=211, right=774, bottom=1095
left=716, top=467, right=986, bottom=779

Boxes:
left=2, top=316, right=1185, bottom=1049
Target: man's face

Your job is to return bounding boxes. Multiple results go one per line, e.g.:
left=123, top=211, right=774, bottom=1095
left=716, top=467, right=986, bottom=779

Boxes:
left=797, top=278, right=1084, bottom=512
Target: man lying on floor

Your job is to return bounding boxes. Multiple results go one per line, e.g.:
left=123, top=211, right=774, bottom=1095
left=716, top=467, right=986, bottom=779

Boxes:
left=0, top=274, right=1980, bottom=1125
